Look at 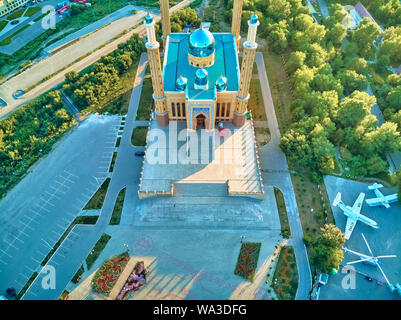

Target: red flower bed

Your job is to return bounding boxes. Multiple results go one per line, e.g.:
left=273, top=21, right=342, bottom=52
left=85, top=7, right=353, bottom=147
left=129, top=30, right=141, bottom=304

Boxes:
left=234, top=242, right=261, bottom=282
left=92, top=253, right=129, bottom=295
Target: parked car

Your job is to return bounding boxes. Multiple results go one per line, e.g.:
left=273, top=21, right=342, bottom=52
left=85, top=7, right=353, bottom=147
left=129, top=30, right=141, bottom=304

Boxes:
left=135, top=151, right=145, bottom=157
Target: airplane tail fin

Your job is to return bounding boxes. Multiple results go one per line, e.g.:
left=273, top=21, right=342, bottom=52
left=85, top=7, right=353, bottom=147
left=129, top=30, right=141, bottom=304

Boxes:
left=333, top=192, right=341, bottom=207
left=368, top=183, right=383, bottom=190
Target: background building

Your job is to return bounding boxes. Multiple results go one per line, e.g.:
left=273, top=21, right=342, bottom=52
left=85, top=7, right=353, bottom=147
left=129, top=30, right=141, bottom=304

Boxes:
left=0, top=0, right=30, bottom=18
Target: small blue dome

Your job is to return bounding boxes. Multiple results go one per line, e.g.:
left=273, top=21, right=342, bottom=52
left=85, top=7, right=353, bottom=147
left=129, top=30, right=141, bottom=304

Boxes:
left=145, top=13, right=153, bottom=24
left=216, top=76, right=227, bottom=91
left=176, top=76, right=187, bottom=91
left=195, top=68, right=208, bottom=87
left=250, top=14, right=258, bottom=24
left=189, top=28, right=215, bottom=57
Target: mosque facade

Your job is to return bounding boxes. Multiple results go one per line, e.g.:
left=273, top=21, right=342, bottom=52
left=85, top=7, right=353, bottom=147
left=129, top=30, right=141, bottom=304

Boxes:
left=144, top=0, right=258, bottom=130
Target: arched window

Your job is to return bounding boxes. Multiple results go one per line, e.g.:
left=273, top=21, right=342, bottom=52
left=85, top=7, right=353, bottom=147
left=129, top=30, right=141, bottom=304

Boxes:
left=177, top=103, right=181, bottom=117
left=226, top=103, right=231, bottom=117
left=182, top=103, right=186, bottom=117
left=172, top=103, right=176, bottom=117
left=221, top=103, right=225, bottom=118
left=216, top=103, right=220, bottom=118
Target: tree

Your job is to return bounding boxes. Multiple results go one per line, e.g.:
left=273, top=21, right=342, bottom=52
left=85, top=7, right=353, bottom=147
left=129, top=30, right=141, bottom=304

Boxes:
left=352, top=18, right=381, bottom=59
left=325, top=22, right=346, bottom=46
left=386, top=86, right=401, bottom=110
left=305, top=43, right=328, bottom=68
left=336, top=91, right=376, bottom=128
left=285, top=51, right=306, bottom=74
left=379, top=26, right=401, bottom=66
left=362, top=122, right=401, bottom=155
left=376, top=54, right=390, bottom=74
left=266, top=20, right=289, bottom=53
left=337, top=70, right=369, bottom=95
left=310, top=224, right=345, bottom=273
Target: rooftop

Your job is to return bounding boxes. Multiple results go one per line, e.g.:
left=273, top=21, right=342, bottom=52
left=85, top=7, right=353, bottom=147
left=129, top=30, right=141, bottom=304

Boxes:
left=163, top=32, right=240, bottom=100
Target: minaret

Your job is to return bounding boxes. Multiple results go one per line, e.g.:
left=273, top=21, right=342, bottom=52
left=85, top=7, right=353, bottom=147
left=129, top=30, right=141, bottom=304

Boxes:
left=144, top=13, right=168, bottom=126
left=231, top=0, right=243, bottom=49
left=233, top=14, right=259, bottom=127
left=160, top=0, right=171, bottom=50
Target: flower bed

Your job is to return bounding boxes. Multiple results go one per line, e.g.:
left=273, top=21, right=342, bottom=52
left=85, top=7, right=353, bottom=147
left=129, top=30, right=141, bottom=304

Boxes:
left=234, top=242, right=261, bottom=282
left=92, top=253, right=129, bottom=295
left=116, top=261, right=149, bottom=300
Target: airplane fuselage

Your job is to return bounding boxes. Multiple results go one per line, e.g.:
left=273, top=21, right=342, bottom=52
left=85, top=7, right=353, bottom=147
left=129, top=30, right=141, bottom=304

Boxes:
left=341, top=204, right=379, bottom=228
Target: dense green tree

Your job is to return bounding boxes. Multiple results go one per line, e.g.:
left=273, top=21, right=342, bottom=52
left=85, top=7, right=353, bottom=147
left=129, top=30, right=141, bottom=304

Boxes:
left=310, top=224, right=345, bottom=273
left=325, top=22, right=347, bottom=46
left=336, top=91, right=376, bottom=127
left=386, top=86, right=401, bottom=110
left=337, top=70, right=369, bottom=95
left=352, top=18, right=381, bottom=59
left=285, top=51, right=306, bottom=74
left=379, top=26, right=401, bottom=65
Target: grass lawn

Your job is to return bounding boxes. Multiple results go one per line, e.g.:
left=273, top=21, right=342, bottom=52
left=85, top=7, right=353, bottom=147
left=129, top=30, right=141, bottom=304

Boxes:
left=136, top=77, right=153, bottom=120
left=0, top=20, right=7, bottom=32
left=59, top=290, right=70, bottom=300
left=248, top=78, right=266, bottom=121
left=24, top=7, right=41, bottom=17
left=274, top=187, right=291, bottom=238
left=101, top=88, right=132, bottom=115
left=109, top=187, right=126, bottom=225
left=6, top=8, right=26, bottom=21
left=291, top=173, right=334, bottom=240
left=86, top=233, right=112, bottom=270
left=262, top=47, right=293, bottom=133
left=40, top=216, right=98, bottom=266
left=234, top=242, right=261, bottom=282
left=0, top=24, right=30, bottom=46
left=131, top=126, right=148, bottom=146
left=16, top=272, right=38, bottom=300
left=272, top=246, right=298, bottom=300
left=254, top=127, right=270, bottom=146
left=83, top=178, right=111, bottom=210
left=109, top=152, right=117, bottom=172
left=71, top=264, right=84, bottom=284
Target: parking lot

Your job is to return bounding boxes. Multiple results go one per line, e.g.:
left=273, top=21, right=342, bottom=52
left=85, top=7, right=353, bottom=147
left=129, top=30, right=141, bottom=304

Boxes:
left=0, top=114, right=120, bottom=295
left=319, top=175, right=401, bottom=300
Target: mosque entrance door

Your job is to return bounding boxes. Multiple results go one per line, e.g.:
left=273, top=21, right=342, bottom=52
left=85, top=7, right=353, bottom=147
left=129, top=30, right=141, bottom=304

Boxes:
left=196, top=113, right=206, bottom=129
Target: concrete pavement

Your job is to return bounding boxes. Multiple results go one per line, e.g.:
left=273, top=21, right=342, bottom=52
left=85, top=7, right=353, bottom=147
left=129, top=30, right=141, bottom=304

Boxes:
left=254, top=52, right=312, bottom=300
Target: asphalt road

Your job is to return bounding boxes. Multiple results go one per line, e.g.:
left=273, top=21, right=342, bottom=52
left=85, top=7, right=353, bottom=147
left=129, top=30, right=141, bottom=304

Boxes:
left=0, top=0, right=195, bottom=120
left=255, top=52, right=312, bottom=300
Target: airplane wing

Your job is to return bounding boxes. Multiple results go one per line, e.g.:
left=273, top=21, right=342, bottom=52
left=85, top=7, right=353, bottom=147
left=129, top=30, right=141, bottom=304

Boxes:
left=344, top=216, right=358, bottom=240
left=365, top=197, right=381, bottom=207
left=384, top=194, right=398, bottom=203
left=351, top=192, right=365, bottom=214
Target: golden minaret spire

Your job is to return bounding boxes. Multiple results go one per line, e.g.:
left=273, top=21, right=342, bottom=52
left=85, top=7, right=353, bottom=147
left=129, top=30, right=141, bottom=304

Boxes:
left=231, top=0, right=244, bottom=49
left=144, top=12, right=169, bottom=126
left=160, top=0, right=171, bottom=50
left=233, top=14, right=259, bottom=127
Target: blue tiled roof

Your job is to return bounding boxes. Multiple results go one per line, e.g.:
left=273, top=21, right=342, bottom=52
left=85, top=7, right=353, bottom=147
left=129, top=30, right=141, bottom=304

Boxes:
left=163, top=32, right=240, bottom=101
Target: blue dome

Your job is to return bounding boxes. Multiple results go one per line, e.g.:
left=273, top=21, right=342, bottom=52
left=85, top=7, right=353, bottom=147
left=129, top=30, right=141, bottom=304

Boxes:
left=188, top=28, right=215, bottom=57
left=176, top=76, right=187, bottom=91
left=216, top=76, right=227, bottom=91
left=195, top=68, right=208, bottom=87
left=145, top=13, right=153, bottom=24
left=250, top=14, right=258, bottom=24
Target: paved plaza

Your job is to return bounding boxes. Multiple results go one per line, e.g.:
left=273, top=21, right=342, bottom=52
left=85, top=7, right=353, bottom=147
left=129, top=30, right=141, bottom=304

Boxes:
left=319, top=175, right=401, bottom=300
left=138, top=120, right=263, bottom=198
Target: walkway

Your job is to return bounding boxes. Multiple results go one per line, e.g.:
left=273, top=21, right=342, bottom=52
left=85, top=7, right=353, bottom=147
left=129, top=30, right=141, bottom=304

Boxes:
left=254, top=52, right=312, bottom=300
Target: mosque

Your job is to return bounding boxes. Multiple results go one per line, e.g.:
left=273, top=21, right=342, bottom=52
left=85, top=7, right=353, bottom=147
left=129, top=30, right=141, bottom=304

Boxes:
left=137, top=0, right=264, bottom=200
left=144, top=0, right=259, bottom=130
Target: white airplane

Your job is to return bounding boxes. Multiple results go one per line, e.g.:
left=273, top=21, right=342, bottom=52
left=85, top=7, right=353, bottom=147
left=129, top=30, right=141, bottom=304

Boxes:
left=332, top=192, right=379, bottom=240
left=365, top=183, right=398, bottom=209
